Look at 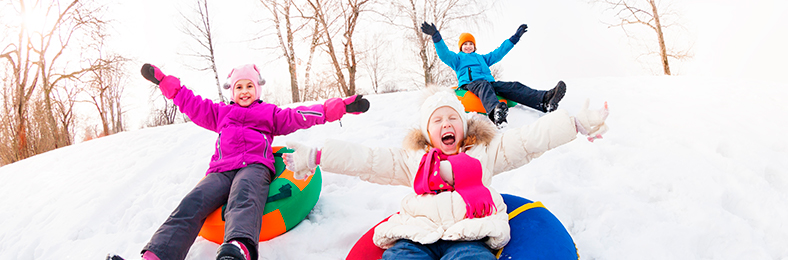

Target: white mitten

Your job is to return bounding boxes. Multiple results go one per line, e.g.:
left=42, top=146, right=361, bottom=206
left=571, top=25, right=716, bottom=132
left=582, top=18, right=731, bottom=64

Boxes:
left=285, top=141, right=319, bottom=180
left=574, top=99, right=609, bottom=142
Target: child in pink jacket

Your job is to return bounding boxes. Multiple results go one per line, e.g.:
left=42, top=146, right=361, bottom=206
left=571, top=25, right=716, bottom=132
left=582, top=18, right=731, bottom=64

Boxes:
left=287, top=88, right=607, bottom=259
left=110, top=64, right=369, bottom=260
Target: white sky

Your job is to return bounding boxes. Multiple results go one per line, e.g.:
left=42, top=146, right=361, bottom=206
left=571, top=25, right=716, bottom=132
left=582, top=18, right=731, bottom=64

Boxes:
left=102, top=0, right=788, bottom=130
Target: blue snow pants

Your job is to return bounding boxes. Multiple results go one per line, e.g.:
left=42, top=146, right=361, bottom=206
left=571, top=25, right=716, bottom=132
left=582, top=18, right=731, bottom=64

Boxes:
left=462, top=79, right=547, bottom=113
left=142, top=164, right=273, bottom=260
left=381, top=239, right=497, bottom=260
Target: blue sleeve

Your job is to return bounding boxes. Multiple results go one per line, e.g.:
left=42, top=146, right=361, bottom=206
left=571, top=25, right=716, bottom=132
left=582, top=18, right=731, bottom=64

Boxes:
left=435, top=39, right=460, bottom=71
left=482, top=39, right=515, bottom=66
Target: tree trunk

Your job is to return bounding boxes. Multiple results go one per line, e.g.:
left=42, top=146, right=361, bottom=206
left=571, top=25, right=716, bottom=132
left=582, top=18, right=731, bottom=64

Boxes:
left=212, top=63, right=225, bottom=103
left=40, top=72, right=66, bottom=149
left=304, top=21, right=320, bottom=100
left=649, top=0, right=670, bottom=75
left=286, top=11, right=300, bottom=103
left=312, top=0, right=350, bottom=96
left=16, top=116, right=27, bottom=161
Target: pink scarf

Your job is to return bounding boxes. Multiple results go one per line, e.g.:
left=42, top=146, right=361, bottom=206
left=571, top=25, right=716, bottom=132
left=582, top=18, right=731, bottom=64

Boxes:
left=414, top=148, right=496, bottom=219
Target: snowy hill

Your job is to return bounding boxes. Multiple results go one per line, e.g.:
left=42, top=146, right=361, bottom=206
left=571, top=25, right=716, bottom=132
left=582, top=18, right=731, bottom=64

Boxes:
left=1, top=76, right=787, bottom=260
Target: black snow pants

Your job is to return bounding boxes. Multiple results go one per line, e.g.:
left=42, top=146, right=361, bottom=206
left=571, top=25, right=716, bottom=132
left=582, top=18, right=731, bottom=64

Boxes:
left=142, top=163, right=273, bottom=260
left=462, top=79, right=547, bottom=113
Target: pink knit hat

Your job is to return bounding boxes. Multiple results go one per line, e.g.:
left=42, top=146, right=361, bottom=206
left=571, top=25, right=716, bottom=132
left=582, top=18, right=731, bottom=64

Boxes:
left=223, top=64, right=266, bottom=100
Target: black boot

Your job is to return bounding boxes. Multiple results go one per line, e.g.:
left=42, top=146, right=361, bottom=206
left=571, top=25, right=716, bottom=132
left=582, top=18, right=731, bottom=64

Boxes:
left=487, top=102, right=509, bottom=127
left=541, top=81, right=566, bottom=112
left=216, top=242, right=248, bottom=260
left=106, top=254, right=125, bottom=260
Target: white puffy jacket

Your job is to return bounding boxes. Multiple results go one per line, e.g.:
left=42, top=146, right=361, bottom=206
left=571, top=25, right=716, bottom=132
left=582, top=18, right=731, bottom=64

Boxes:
left=321, top=110, right=578, bottom=249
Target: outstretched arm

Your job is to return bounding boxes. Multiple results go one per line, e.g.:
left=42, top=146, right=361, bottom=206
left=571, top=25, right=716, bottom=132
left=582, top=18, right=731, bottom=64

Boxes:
left=481, top=24, right=527, bottom=66
left=141, top=63, right=221, bottom=131
left=490, top=100, right=609, bottom=174
left=421, top=21, right=460, bottom=69
left=272, top=95, right=370, bottom=136
left=286, top=140, right=414, bottom=186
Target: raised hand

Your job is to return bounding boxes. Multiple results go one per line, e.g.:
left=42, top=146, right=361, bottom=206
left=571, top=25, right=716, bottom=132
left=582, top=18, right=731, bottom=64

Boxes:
left=324, top=95, right=370, bottom=122
left=285, top=141, right=319, bottom=180
left=509, top=24, right=528, bottom=44
left=420, top=22, right=442, bottom=43
left=574, top=99, right=609, bottom=142
left=141, top=63, right=181, bottom=99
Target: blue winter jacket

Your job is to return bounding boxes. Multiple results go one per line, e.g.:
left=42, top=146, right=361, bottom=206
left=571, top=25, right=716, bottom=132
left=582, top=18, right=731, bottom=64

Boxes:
left=435, top=39, right=515, bottom=86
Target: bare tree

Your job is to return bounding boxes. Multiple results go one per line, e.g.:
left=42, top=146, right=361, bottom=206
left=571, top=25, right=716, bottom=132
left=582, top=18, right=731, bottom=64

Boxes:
left=0, top=64, right=23, bottom=164
left=51, top=81, right=79, bottom=144
left=306, top=0, right=372, bottom=97
left=591, top=0, right=692, bottom=75
left=302, top=70, right=343, bottom=101
left=36, top=0, right=109, bottom=149
left=85, top=53, right=129, bottom=137
left=362, top=34, right=391, bottom=94
left=145, top=93, right=186, bottom=127
left=378, top=0, right=493, bottom=87
left=1, top=0, right=109, bottom=162
left=1, top=1, right=43, bottom=161
left=180, top=0, right=226, bottom=103
left=259, top=0, right=301, bottom=103
left=300, top=19, right=323, bottom=101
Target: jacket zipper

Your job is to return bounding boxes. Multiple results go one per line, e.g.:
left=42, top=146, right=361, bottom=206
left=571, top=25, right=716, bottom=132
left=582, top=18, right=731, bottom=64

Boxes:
left=261, top=133, right=268, bottom=158
left=297, top=110, right=323, bottom=121
left=467, top=67, right=473, bottom=82
left=216, top=133, right=222, bottom=161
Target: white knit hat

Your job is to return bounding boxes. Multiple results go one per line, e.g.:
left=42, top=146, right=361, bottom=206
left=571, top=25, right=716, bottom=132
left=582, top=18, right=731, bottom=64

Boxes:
left=419, top=89, right=468, bottom=144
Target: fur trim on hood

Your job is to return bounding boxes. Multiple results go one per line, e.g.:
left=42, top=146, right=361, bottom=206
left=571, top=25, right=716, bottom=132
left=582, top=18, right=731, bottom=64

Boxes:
left=404, top=113, right=497, bottom=151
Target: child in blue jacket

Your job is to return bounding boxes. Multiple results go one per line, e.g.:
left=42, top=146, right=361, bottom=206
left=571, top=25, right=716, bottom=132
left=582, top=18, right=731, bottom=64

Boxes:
left=421, top=22, right=566, bottom=127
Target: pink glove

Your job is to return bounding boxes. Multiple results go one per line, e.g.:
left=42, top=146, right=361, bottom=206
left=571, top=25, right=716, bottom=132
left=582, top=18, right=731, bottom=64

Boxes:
left=574, top=99, right=609, bottom=142
left=141, top=63, right=182, bottom=99
left=323, top=95, right=370, bottom=122
left=285, top=141, right=321, bottom=180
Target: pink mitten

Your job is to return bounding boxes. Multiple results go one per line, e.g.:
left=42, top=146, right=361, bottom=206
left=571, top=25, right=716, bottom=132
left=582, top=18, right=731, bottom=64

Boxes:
left=574, top=99, right=609, bottom=142
left=141, top=63, right=181, bottom=99
left=323, top=95, right=370, bottom=122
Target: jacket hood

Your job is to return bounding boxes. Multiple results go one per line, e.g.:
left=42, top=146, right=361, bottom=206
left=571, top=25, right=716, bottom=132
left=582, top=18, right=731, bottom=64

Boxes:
left=404, top=114, right=497, bottom=151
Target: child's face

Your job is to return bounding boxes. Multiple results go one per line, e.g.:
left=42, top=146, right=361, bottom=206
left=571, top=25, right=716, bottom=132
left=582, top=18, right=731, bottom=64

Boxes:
left=461, top=41, right=475, bottom=54
left=427, top=106, right=464, bottom=155
left=233, top=79, right=257, bottom=107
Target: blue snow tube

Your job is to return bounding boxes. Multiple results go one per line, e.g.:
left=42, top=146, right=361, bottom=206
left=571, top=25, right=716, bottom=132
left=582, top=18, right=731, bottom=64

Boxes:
left=496, top=194, right=579, bottom=259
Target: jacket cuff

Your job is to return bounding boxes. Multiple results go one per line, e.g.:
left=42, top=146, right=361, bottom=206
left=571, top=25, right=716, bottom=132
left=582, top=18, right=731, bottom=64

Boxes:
left=432, top=31, right=442, bottom=43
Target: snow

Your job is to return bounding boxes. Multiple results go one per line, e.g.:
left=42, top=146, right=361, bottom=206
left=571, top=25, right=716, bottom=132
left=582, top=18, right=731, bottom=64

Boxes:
left=1, top=76, right=787, bottom=260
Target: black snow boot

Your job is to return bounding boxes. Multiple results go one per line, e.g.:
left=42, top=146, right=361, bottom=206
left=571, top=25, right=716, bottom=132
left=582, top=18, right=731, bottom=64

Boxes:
left=541, top=81, right=566, bottom=112
left=487, top=102, right=509, bottom=127
left=216, top=241, right=249, bottom=260
left=106, top=254, right=125, bottom=260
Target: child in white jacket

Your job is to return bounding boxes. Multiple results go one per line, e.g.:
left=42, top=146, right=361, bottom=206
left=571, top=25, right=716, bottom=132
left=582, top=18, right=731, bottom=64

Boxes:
left=287, top=88, right=608, bottom=259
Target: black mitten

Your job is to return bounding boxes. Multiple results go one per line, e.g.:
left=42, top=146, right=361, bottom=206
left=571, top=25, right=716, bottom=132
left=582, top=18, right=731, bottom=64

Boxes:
left=345, top=95, right=370, bottom=114
left=420, top=22, right=442, bottom=43
left=509, top=24, right=528, bottom=44
left=140, top=63, right=161, bottom=85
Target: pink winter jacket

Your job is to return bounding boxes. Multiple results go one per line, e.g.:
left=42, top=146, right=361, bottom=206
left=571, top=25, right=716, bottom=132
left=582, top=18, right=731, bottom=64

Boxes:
left=319, top=111, right=579, bottom=249
left=174, top=87, right=328, bottom=174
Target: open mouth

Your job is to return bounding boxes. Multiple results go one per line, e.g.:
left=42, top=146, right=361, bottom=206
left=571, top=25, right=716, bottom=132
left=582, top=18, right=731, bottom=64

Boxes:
left=441, top=132, right=456, bottom=146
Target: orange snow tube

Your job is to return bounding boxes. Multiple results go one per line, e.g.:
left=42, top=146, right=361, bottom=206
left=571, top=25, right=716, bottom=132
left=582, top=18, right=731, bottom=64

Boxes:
left=198, top=146, right=322, bottom=243
left=452, top=86, right=517, bottom=114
